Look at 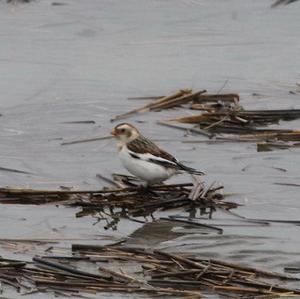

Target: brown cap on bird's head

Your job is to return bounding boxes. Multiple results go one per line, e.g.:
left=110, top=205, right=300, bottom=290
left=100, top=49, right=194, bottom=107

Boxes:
left=111, top=123, right=139, bottom=141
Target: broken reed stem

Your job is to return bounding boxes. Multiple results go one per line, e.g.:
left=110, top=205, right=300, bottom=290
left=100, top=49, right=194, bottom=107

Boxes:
left=61, top=136, right=113, bottom=146
left=0, top=176, right=234, bottom=231
left=112, top=88, right=300, bottom=146
left=150, top=90, right=206, bottom=111
left=112, top=89, right=192, bottom=121
left=194, top=93, right=240, bottom=103
left=1, top=246, right=299, bottom=298
left=114, top=89, right=240, bottom=122
left=148, top=89, right=192, bottom=108
left=0, top=182, right=194, bottom=196
left=206, top=259, right=297, bottom=280
left=33, top=256, right=112, bottom=281
left=97, top=266, right=136, bottom=283
left=157, top=121, right=213, bottom=138
left=153, top=250, right=206, bottom=270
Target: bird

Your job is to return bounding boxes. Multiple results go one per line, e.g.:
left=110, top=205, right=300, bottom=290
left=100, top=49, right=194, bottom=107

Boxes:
left=111, top=123, right=204, bottom=185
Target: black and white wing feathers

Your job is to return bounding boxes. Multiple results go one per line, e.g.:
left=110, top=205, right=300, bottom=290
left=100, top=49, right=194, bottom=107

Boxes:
left=127, top=135, right=205, bottom=175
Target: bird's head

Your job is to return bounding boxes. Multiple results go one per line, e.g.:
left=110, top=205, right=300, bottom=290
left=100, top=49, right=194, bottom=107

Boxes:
left=111, top=123, right=139, bottom=143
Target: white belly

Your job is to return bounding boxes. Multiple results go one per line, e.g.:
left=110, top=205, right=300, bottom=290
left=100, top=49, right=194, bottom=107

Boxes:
left=118, top=147, right=176, bottom=184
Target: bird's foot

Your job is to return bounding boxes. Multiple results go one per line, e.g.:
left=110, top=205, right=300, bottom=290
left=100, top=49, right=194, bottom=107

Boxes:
left=137, top=184, right=158, bottom=196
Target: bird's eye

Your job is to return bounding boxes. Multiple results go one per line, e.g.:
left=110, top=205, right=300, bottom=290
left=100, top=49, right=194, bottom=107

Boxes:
left=120, top=129, right=126, bottom=133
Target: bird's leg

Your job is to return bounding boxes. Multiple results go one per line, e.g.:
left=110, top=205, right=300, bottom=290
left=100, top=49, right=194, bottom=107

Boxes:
left=136, top=182, right=150, bottom=194
left=137, top=182, right=158, bottom=196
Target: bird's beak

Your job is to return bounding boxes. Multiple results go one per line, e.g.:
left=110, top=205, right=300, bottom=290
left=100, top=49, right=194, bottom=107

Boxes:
left=111, top=129, right=117, bottom=136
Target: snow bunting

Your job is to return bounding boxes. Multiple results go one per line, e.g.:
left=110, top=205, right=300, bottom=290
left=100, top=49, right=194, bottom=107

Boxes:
left=111, top=123, right=204, bottom=185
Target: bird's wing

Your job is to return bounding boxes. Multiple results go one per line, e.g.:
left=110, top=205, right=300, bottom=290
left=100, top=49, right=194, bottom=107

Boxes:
left=128, top=150, right=178, bottom=168
left=127, top=136, right=179, bottom=168
left=127, top=135, right=177, bottom=161
left=127, top=135, right=205, bottom=175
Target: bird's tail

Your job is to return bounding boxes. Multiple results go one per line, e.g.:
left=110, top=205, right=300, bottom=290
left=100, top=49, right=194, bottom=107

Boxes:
left=177, top=162, right=205, bottom=175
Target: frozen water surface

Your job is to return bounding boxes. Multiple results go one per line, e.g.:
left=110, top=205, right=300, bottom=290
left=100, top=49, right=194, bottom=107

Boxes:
left=0, top=0, right=299, bottom=297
